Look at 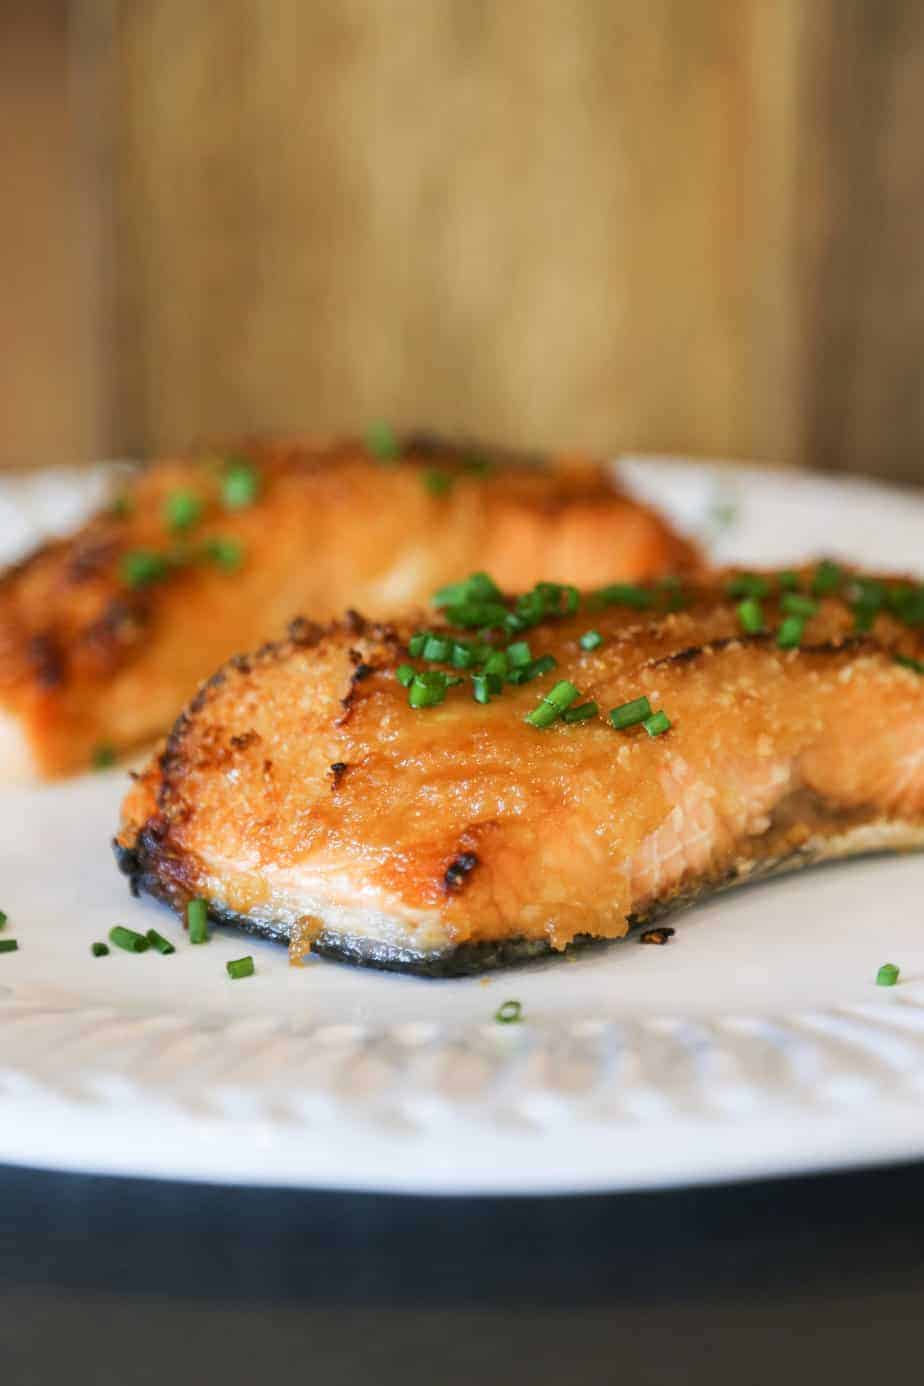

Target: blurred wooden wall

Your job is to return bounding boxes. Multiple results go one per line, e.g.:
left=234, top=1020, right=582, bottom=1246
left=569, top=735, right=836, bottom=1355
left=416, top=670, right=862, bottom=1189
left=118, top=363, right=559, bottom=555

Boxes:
left=3, top=1, right=924, bottom=481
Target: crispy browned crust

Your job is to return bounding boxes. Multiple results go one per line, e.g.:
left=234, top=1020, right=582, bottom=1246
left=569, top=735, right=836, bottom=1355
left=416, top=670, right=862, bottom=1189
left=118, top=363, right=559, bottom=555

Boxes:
left=0, top=434, right=699, bottom=777
left=115, top=569, right=924, bottom=973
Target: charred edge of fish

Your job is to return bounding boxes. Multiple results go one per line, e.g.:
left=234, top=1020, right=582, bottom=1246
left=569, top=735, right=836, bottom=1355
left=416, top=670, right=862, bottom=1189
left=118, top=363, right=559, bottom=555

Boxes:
left=639, top=926, right=675, bottom=945
left=230, top=730, right=261, bottom=751
left=650, top=631, right=881, bottom=671
left=329, top=760, right=349, bottom=788
left=443, top=852, right=479, bottom=893
left=287, top=615, right=325, bottom=647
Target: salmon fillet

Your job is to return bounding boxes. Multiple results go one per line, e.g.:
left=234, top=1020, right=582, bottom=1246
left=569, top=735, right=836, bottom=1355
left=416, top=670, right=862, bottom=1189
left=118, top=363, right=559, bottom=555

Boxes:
left=117, top=564, right=924, bottom=975
left=0, top=434, right=696, bottom=780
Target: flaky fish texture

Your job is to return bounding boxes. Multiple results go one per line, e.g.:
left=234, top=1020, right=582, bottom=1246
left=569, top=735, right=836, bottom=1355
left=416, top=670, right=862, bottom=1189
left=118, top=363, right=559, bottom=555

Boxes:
left=0, top=435, right=696, bottom=780
left=117, top=567, right=924, bottom=975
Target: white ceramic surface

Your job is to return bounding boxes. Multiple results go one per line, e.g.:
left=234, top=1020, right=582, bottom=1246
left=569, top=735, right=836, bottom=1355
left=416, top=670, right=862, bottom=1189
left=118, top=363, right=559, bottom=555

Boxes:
left=1, top=458, right=923, bottom=1194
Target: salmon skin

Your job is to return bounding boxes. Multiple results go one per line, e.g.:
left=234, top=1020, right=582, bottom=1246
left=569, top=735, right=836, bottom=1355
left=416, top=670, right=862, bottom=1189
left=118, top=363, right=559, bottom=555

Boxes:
left=0, top=434, right=697, bottom=780
left=116, top=563, right=924, bottom=976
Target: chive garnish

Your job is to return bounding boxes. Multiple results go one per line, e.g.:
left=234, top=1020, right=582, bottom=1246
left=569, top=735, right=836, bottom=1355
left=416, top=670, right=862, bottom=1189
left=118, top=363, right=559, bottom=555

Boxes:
left=221, top=461, right=260, bottom=510
left=422, top=634, right=451, bottom=662
left=164, top=490, right=203, bottom=534
left=777, top=570, right=800, bottom=592
left=561, top=700, right=599, bottom=723
left=888, top=585, right=924, bottom=625
left=433, top=572, right=502, bottom=608
left=109, top=925, right=149, bottom=954
left=876, top=962, right=900, bottom=987
left=777, top=615, right=806, bottom=649
left=92, top=743, right=116, bottom=771
left=592, top=583, right=654, bottom=610
left=226, top=956, right=255, bottom=980
left=187, top=898, right=209, bottom=944
left=146, top=929, right=176, bottom=955
left=472, top=673, right=499, bottom=704
left=507, top=653, right=558, bottom=685
left=780, top=592, right=817, bottom=617
left=0, top=939, right=19, bottom=955
left=495, top=999, right=522, bottom=1024
left=726, top=573, right=770, bottom=600
left=91, top=942, right=109, bottom=957
left=482, top=650, right=508, bottom=679
left=525, top=680, right=579, bottom=728
left=365, top=421, right=400, bottom=462
left=0, top=910, right=6, bottom=929
left=643, top=710, right=671, bottom=737
left=464, top=454, right=493, bottom=478
left=203, top=536, right=244, bottom=572
left=408, top=632, right=430, bottom=657
left=506, top=641, right=531, bottom=668
left=609, top=696, right=652, bottom=730
left=580, top=630, right=603, bottom=651
left=423, top=469, right=452, bottom=497
left=396, top=663, right=416, bottom=687
left=736, top=598, right=764, bottom=633
left=810, top=559, right=842, bottom=596
left=408, top=670, right=458, bottom=709
left=895, top=654, right=924, bottom=675
left=444, top=600, right=510, bottom=630
left=120, top=550, right=169, bottom=588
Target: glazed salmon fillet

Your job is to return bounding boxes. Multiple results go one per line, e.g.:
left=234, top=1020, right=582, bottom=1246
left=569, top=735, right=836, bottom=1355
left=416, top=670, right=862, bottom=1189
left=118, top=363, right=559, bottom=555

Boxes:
left=0, top=434, right=697, bottom=780
left=117, top=564, right=924, bottom=975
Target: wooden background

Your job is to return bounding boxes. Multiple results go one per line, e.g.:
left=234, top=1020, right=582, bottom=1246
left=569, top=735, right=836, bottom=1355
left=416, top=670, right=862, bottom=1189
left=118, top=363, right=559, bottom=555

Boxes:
left=3, top=0, right=924, bottom=481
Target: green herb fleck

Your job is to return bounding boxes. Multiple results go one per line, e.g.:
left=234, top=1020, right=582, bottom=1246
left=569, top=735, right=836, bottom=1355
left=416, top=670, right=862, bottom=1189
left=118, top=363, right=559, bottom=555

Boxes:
left=146, top=929, right=176, bottom=956
left=495, top=999, right=522, bottom=1024
left=227, top=956, right=255, bottom=980
left=0, top=939, right=19, bottom=955
left=727, top=573, right=770, bottom=600
left=609, top=696, right=652, bottom=730
left=187, top=898, right=209, bottom=944
left=876, top=962, right=900, bottom=987
left=810, top=559, right=843, bottom=596
left=580, top=630, right=603, bottom=651
left=120, top=550, right=169, bottom=589
left=423, top=469, right=452, bottom=498
left=561, top=700, right=599, bottom=724
left=592, top=583, right=655, bottom=610
left=0, top=910, right=6, bottom=929
left=895, top=654, right=924, bottom=675
left=109, top=925, right=149, bottom=954
left=780, top=592, right=817, bottom=618
left=365, top=421, right=400, bottom=462
left=396, top=663, right=416, bottom=687
left=164, top=490, right=203, bottom=534
left=525, top=680, right=579, bottom=728
left=91, top=743, right=117, bottom=771
left=643, top=710, right=672, bottom=737
left=736, top=597, right=765, bottom=634
left=777, top=615, right=806, bottom=649
left=203, top=536, right=244, bottom=572
left=221, top=461, right=260, bottom=511
left=91, top=942, right=110, bottom=958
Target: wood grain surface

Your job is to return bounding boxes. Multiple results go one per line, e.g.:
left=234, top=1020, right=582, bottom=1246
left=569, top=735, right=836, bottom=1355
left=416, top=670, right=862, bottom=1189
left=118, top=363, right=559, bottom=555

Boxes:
left=2, top=2, right=923, bottom=482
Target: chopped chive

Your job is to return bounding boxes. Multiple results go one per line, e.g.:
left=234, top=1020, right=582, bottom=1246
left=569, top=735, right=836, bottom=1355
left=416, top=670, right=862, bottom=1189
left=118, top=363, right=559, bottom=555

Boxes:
left=109, top=925, right=149, bottom=954
left=580, top=630, right=603, bottom=651
left=888, top=585, right=924, bottom=626
left=91, top=941, right=109, bottom=957
left=852, top=602, right=878, bottom=633
left=609, top=696, right=652, bottom=730
left=472, top=672, right=502, bottom=703
left=423, top=469, right=452, bottom=497
left=422, top=635, right=451, bottom=662
left=895, top=654, right=924, bottom=675
left=561, top=700, right=599, bottom=723
left=164, top=490, right=203, bottom=533
left=777, top=570, right=800, bottom=592
left=482, top=650, right=508, bottom=679
left=736, top=597, right=765, bottom=633
left=525, top=680, right=579, bottom=728
left=226, top=956, right=255, bottom=980
left=408, top=631, right=430, bottom=657
left=120, top=549, right=169, bottom=588
left=810, top=559, right=843, bottom=596
left=221, top=461, right=260, bottom=510
left=562, top=585, right=579, bottom=615
left=443, top=600, right=510, bottom=630
left=146, top=928, right=176, bottom=956
left=777, top=615, right=806, bottom=649
left=0, top=910, right=6, bottom=929
left=91, top=742, right=117, bottom=771
left=658, top=576, right=687, bottom=612
left=464, top=454, right=493, bottom=477
left=203, top=536, right=244, bottom=572
left=396, top=663, right=416, bottom=687
left=433, top=572, right=502, bottom=609
left=781, top=592, right=817, bottom=617
left=0, top=939, right=19, bottom=955
left=876, top=962, right=900, bottom=987
left=643, top=710, right=671, bottom=737
left=506, top=640, right=531, bottom=668
left=365, top=421, right=400, bottom=462
left=507, top=653, right=558, bottom=686
left=726, top=573, right=770, bottom=599
left=495, top=999, right=522, bottom=1024
left=592, top=583, right=655, bottom=610
left=408, top=671, right=454, bottom=708
left=187, top=898, right=209, bottom=944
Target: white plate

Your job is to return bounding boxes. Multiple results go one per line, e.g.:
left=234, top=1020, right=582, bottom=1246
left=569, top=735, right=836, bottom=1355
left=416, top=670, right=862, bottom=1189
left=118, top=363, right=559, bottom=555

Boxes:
left=2, top=458, right=924, bottom=1194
